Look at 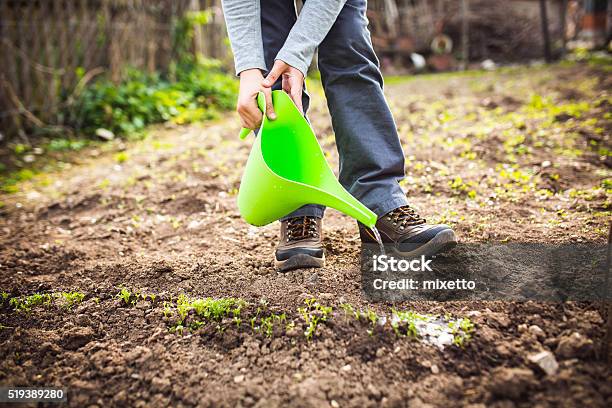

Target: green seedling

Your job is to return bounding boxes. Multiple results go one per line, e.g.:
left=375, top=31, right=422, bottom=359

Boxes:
left=10, top=293, right=53, bottom=312
left=162, top=302, right=173, bottom=318
left=260, top=316, right=274, bottom=337
left=190, top=320, right=205, bottom=331
left=116, top=286, right=137, bottom=306
left=0, top=292, right=11, bottom=306
left=298, top=298, right=332, bottom=341
left=449, top=317, right=475, bottom=347
left=391, top=309, right=428, bottom=338
left=365, top=308, right=379, bottom=336
left=55, top=291, right=85, bottom=308
left=171, top=295, right=246, bottom=332
left=340, top=303, right=360, bottom=320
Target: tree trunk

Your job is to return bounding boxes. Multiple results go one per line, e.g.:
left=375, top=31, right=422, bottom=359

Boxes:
left=539, top=0, right=552, bottom=62
left=461, top=0, right=470, bottom=70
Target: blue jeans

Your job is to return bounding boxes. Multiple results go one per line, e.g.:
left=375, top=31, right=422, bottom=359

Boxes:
left=261, top=0, right=409, bottom=221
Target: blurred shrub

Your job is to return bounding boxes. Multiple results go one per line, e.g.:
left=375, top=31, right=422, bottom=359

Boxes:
left=65, top=58, right=237, bottom=137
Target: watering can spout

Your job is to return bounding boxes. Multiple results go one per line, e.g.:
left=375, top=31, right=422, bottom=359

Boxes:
left=237, top=91, right=377, bottom=229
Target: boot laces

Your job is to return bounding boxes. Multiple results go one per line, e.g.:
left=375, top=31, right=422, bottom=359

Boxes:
left=287, top=216, right=319, bottom=241
left=386, top=205, right=426, bottom=230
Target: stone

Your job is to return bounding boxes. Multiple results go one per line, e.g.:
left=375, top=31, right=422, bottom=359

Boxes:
left=527, top=351, right=558, bottom=376
left=528, top=325, right=545, bottom=339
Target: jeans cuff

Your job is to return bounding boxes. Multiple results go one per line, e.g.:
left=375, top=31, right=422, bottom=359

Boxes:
left=280, top=205, right=326, bottom=221
left=369, top=196, right=409, bottom=218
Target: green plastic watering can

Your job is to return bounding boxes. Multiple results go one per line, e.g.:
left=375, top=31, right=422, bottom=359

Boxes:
left=237, top=90, right=377, bottom=228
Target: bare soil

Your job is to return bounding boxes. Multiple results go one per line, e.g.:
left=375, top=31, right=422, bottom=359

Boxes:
left=1, top=63, right=610, bottom=407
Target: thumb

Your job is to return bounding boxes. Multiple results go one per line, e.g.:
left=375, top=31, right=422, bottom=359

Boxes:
left=262, top=61, right=286, bottom=87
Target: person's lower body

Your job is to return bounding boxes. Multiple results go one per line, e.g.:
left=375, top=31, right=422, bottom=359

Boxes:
left=260, top=0, right=456, bottom=270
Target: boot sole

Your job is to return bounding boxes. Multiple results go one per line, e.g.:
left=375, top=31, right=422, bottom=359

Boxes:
left=275, top=253, right=326, bottom=272
left=391, top=229, right=457, bottom=259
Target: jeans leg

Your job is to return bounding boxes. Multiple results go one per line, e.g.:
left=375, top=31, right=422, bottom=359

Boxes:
left=261, top=0, right=324, bottom=220
left=317, top=0, right=408, bottom=217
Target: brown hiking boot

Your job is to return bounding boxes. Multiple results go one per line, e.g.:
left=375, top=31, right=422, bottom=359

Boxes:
left=359, top=205, right=457, bottom=258
left=275, top=216, right=325, bottom=271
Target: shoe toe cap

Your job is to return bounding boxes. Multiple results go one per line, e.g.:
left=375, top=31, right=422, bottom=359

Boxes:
left=275, top=247, right=324, bottom=261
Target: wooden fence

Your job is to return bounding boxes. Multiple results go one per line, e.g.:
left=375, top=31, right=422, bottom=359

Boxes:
left=0, top=0, right=229, bottom=142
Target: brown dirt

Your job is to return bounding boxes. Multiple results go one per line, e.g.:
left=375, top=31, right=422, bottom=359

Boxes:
left=0, top=63, right=610, bottom=407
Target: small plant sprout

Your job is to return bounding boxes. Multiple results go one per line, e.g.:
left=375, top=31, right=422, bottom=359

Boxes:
left=340, top=303, right=360, bottom=320
left=56, top=291, right=85, bottom=308
left=116, top=286, right=137, bottom=306
left=450, top=317, right=475, bottom=347
left=169, top=295, right=246, bottom=333
left=162, top=302, right=173, bottom=318
left=391, top=309, right=425, bottom=338
left=9, top=293, right=53, bottom=312
left=365, top=308, right=379, bottom=336
left=285, top=320, right=296, bottom=332
left=298, top=298, right=332, bottom=341
left=260, top=316, right=274, bottom=337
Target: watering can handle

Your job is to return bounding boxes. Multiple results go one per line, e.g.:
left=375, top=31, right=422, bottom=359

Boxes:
left=239, top=92, right=267, bottom=140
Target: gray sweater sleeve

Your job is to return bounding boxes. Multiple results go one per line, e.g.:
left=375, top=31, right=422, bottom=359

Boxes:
left=221, top=0, right=347, bottom=76
left=276, top=0, right=346, bottom=76
left=221, top=0, right=267, bottom=75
